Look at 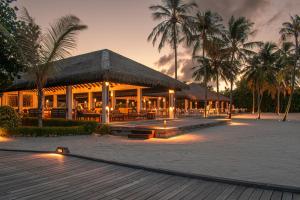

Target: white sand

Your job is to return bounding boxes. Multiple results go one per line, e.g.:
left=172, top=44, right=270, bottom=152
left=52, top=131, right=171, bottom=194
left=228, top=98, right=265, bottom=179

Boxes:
left=1, top=113, right=300, bottom=187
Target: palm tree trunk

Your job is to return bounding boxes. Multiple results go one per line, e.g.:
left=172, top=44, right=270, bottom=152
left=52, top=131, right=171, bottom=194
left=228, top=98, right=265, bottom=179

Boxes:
left=252, top=86, right=255, bottom=114
left=37, top=82, right=44, bottom=128
left=216, top=71, right=220, bottom=115
left=257, top=87, right=263, bottom=119
left=228, top=53, right=235, bottom=119
left=173, top=24, right=178, bottom=80
left=277, top=87, right=280, bottom=115
left=203, top=36, right=208, bottom=118
left=283, top=35, right=298, bottom=121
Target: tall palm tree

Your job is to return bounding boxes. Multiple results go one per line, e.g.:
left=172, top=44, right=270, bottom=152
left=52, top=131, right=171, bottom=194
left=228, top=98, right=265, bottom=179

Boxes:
left=274, top=42, right=294, bottom=115
left=18, top=9, right=87, bottom=127
left=148, top=0, right=196, bottom=80
left=223, top=16, right=259, bottom=119
left=280, top=15, right=300, bottom=121
left=190, top=10, right=224, bottom=117
left=205, top=37, right=230, bottom=114
left=243, top=42, right=278, bottom=119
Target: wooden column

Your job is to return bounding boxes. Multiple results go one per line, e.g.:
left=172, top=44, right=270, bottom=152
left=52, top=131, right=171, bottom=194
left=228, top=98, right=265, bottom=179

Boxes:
left=184, top=99, right=189, bottom=113
left=18, top=91, right=23, bottom=113
left=66, top=86, right=73, bottom=120
left=53, top=95, right=57, bottom=108
left=102, top=82, right=109, bottom=123
left=88, top=92, right=93, bottom=110
left=137, top=88, right=142, bottom=113
left=169, top=90, right=175, bottom=119
left=111, top=90, right=116, bottom=110
left=190, top=101, right=193, bottom=109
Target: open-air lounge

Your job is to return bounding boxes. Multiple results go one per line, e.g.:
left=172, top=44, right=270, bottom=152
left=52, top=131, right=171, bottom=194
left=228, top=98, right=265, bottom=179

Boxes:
left=0, top=49, right=230, bottom=123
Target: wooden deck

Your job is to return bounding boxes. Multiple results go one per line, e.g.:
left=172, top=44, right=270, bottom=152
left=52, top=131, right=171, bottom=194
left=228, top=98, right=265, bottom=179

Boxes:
left=111, top=118, right=229, bottom=138
left=0, top=151, right=299, bottom=200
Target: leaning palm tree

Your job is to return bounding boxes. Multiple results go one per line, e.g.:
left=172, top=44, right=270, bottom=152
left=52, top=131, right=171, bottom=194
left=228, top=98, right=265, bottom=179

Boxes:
left=280, top=15, right=300, bottom=121
left=223, top=16, right=260, bottom=119
left=190, top=10, right=224, bottom=117
left=18, top=9, right=87, bottom=127
left=148, top=0, right=196, bottom=80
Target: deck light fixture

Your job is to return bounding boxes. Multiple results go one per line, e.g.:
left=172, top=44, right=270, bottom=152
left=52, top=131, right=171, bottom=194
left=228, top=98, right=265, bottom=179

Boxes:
left=105, top=82, right=109, bottom=86
left=169, top=90, right=175, bottom=94
left=55, top=147, right=70, bottom=154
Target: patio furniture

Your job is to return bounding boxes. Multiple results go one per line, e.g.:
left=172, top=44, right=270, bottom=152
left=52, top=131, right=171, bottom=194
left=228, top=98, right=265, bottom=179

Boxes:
left=51, top=108, right=67, bottom=118
left=146, top=112, right=156, bottom=120
left=28, top=108, right=39, bottom=117
left=110, top=110, right=125, bottom=121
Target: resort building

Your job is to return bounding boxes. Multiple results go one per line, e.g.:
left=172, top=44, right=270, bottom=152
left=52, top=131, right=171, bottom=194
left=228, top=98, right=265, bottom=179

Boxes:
left=0, top=49, right=230, bottom=123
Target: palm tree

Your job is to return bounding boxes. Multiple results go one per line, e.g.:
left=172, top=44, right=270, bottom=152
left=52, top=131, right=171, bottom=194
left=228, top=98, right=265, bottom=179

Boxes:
left=18, top=9, right=87, bottom=127
left=190, top=10, right=224, bottom=117
left=148, top=0, right=197, bottom=80
left=223, top=16, right=259, bottom=119
left=243, top=42, right=278, bottom=119
left=280, top=15, right=300, bottom=121
left=205, top=37, right=230, bottom=114
left=274, top=42, right=294, bottom=115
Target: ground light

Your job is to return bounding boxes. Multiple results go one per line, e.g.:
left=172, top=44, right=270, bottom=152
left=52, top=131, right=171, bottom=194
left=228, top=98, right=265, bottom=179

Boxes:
left=55, top=147, right=70, bottom=154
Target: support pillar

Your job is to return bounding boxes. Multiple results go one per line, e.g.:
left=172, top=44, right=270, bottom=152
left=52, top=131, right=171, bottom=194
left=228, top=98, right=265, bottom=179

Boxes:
left=102, top=82, right=109, bottom=123
left=190, top=101, right=193, bottom=109
left=168, top=90, right=175, bottom=119
left=53, top=95, right=57, bottom=108
left=184, top=99, right=189, bottom=113
left=137, top=88, right=142, bottom=113
left=88, top=92, right=93, bottom=110
left=111, top=91, right=116, bottom=110
left=66, top=86, right=73, bottom=120
left=18, top=91, right=23, bottom=113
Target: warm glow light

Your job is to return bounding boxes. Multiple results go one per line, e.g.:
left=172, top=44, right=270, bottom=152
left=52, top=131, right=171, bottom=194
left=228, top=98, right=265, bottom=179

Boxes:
left=230, top=122, right=249, bottom=126
left=94, top=98, right=97, bottom=102
left=169, top=107, right=174, bottom=111
left=35, top=153, right=65, bottom=163
left=110, top=92, right=114, bottom=97
left=149, top=134, right=207, bottom=144
left=169, top=90, right=175, bottom=94
left=163, top=120, right=167, bottom=128
left=0, top=136, right=12, bottom=142
left=106, top=106, right=110, bottom=111
left=105, top=82, right=109, bottom=86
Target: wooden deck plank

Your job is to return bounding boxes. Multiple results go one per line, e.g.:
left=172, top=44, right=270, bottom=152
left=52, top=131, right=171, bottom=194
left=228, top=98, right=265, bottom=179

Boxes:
left=260, top=190, right=273, bottom=200
left=0, top=151, right=299, bottom=200
left=281, top=192, right=293, bottom=200
left=270, top=191, right=283, bottom=200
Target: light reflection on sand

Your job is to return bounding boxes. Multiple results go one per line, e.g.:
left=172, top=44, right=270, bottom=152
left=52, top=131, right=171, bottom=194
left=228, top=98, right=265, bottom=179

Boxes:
left=149, top=134, right=208, bottom=144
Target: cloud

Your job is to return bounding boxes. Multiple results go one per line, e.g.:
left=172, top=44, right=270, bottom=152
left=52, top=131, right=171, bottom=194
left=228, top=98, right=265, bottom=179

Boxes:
left=155, top=54, right=174, bottom=68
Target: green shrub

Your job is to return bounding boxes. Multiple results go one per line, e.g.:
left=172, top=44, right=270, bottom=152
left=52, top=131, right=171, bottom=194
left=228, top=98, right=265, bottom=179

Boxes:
left=8, top=126, right=87, bottom=137
left=0, top=106, right=20, bottom=129
left=95, top=124, right=111, bottom=135
left=22, top=118, right=98, bottom=133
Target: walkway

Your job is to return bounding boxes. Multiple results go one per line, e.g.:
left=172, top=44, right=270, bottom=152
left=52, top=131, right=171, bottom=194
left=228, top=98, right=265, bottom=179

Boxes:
left=1, top=114, right=300, bottom=187
left=0, top=151, right=298, bottom=200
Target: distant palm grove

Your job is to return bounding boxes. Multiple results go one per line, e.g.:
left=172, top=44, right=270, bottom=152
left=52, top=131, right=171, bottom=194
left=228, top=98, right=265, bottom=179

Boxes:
left=148, top=0, right=300, bottom=121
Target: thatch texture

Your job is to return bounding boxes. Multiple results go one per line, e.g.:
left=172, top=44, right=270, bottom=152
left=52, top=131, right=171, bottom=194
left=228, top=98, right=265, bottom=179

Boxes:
left=2, top=49, right=187, bottom=92
left=145, top=83, right=230, bottom=102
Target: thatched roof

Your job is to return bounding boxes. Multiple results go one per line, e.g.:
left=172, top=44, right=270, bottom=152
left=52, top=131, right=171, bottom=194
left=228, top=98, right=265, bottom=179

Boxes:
left=3, top=49, right=187, bottom=92
left=145, top=83, right=230, bottom=102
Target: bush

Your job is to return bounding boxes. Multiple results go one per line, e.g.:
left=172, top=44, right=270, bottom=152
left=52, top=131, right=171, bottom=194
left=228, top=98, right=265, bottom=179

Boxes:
left=21, top=118, right=98, bottom=133
left=95, top=124, right=111, bottom=135
left=8, top=126, right=87, bottom=137
left=0, top=106, right=20, bottom=129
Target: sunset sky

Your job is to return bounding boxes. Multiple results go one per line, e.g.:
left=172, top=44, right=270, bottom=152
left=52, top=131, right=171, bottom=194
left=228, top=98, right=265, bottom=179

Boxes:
left=16, top=0, right=300, bottom=90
